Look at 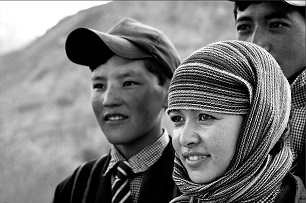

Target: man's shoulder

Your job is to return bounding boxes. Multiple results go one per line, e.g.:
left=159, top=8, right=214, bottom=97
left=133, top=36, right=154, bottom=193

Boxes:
left=83, top=154, right=110, bottom=171
left=53, top=154, right=110, bottom=203
left=63, top=154, right=109, bottom=183
left=151, top=138, right=176, bottom=171
left=275, top=173, right=306, bottom=203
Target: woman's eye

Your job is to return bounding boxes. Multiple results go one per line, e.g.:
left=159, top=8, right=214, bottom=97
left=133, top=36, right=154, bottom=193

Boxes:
left=123, top=81, right=138, bottom=86
left=199, top=114, right=215, bottom=121
left=170, top=116, right=184, bottom=123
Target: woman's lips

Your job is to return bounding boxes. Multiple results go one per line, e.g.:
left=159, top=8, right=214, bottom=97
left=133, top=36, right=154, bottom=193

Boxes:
left=183, top=152, right=210, bottom=168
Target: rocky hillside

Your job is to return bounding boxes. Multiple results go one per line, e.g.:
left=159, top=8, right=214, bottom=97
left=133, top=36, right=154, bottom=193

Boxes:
left=0, top=1, right=235, bottom=202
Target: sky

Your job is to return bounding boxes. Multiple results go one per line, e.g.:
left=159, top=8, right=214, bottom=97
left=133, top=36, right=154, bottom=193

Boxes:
left=0, top=1, right=110, bottom=56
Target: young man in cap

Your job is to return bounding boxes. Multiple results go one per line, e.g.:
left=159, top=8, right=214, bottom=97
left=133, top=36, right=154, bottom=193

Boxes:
left=230, top=0, right=306, bottom=186
left=53, top=17, right=181, bottom=203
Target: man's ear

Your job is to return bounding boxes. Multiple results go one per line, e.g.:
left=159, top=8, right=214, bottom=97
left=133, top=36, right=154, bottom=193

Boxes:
left=162, top=80, right=171, bottom=109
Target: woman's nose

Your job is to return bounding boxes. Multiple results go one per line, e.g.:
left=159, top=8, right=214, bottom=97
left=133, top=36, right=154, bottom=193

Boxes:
left=179, top=121, right=201, bottom=148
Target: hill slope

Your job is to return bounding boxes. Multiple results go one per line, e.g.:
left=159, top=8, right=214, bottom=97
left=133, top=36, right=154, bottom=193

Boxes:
left=0, top=1, right=235, bottom=202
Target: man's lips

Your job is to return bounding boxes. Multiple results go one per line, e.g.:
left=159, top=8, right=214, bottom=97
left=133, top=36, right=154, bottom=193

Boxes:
left=103, top=113, right=128, bottom=121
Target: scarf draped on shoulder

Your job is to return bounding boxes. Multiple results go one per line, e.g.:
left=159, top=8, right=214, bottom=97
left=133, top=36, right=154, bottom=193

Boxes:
left=167, top=40, right=293, bottom=203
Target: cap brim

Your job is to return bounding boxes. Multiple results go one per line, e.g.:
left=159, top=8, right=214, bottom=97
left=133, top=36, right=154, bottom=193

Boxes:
left=228, top=0, right=305, bottom=6
left=283, top=0, right=305, bottom=6
left=65, top=28, right=151, bottom=67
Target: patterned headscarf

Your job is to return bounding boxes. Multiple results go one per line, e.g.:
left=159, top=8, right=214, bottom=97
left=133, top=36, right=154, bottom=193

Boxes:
left=167, top=40, right=293, bottom=203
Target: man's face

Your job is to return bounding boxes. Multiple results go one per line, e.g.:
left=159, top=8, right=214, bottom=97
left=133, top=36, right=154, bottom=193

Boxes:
left=235, top=2, right=305, bottom=80
left=91, top=55, right=168, bottom=157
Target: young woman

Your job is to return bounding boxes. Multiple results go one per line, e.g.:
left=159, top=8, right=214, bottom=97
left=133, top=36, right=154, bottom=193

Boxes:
left=167, top=40, right=305, bottom=202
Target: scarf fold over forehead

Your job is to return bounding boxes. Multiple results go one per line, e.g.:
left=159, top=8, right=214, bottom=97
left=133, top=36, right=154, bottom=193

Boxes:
left=168, top=40, right=293, bottom=203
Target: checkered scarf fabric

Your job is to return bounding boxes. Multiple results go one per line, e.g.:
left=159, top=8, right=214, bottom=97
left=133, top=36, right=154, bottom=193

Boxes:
left=168, top=40, right=293, bottom=203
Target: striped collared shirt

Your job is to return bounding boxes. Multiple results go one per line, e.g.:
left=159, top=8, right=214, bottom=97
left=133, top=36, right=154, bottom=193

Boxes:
left=103, top=129, right=170, bottom=203
left=286, top=67, right=306, bottom=165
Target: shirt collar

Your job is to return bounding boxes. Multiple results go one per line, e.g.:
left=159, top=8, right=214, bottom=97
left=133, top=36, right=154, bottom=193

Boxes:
left=291, top=67, right=306, bottom=108
left=103, top=129, right=170, bottom=176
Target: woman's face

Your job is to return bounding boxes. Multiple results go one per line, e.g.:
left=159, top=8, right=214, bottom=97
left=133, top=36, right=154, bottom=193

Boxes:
left=169, top=109, right=244, bottom=184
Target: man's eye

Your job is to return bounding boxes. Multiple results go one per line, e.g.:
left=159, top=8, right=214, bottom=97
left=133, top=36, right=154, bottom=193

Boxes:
left=269, top=22, right=285, bottom=29
left=123, top=81, right=137, bottom=87
left=199, top=114, right=215, bottom=121
left=93, top=84, right=104, bottom=89
left=170, top=116, right=184, bottom=123
left=236, top=24, right=251, bottom=32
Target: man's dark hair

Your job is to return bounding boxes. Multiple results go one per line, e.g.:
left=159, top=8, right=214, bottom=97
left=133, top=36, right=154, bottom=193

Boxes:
left=90, top=52, right=171, bottom=86
left=143, top=58, right=171, bottom=86
left=233, top=1, right=305, bottom=20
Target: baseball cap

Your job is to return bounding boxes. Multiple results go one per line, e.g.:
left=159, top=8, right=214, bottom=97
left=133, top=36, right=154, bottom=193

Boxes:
left=65, top=17, right=180, bottom=77
left=228, top=0, right=305, bottom=6
left=283, top=0, right=305, bottom=6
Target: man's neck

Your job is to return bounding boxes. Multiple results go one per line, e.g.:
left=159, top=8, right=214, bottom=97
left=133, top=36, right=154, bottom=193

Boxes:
left=288, top=67, right=306, bottom=84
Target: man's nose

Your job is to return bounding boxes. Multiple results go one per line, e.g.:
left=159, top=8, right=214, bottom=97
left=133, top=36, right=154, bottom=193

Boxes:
left=102, top=86, right=122, bottom=107
left=250, top=27, right=271, bottom=52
